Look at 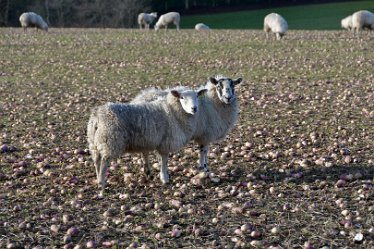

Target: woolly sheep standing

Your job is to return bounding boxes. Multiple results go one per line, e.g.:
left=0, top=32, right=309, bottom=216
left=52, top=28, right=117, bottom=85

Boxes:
left=138, top=12, right=158, bottom=29
left=132, top=75, right=243, bottom=172
left=195, top=23, right=210, bottom=31
left=155, top=12, right=180, bottom=31
left=192, top=75, right=242, bottom=171
left=87, top=88, right=206, bottom=190
left=352, top=10, right=374, bottom=34
left=341, top=15, right=353, bottom=31
left=264, top=13, right=288, bottom=40
left=19, top=12, right=48, bottom=32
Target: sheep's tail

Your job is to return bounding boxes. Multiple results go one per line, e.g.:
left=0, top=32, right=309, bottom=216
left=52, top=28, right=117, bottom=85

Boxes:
left=87, top=107, right=101, bottom=183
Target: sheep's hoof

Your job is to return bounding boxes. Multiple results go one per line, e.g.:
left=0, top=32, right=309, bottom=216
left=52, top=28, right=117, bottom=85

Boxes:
left=160, top=175, right=170, bottom=184
left=198, top=164, right=209, bottom=172
left=145, top=173, right=154, bottom=181
left=144, top=170, right=154, bottom=180
left=97, top=190, right=105, bottom=199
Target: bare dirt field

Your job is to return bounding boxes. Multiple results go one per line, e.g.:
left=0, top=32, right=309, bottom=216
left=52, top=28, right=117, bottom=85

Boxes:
left=1, top=28, right=374, bottom=248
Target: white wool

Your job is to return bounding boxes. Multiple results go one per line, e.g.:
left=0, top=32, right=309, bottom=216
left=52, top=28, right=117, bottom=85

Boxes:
left=352, top=10, right=374, bottom=33
left=264, top=13, right=288, bottom=40
left=19, top=12, right=48, bottom=32
left=341, top=15, right=353, bottom=30
left=195, top=23, right=210, bottom=31
left=88, top=87, right=206, bottom=190
left=138, top=12, right=157, bottom=29
left=131, top=75, right=243, bottom=173
left=155, top=12, right=180, bottom=31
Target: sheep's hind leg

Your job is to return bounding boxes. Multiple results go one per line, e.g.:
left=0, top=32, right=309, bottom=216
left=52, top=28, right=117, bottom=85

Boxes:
left=91, top=150, right=101, bottom=184
left=198, top=144, right=209, bottom=172
left=98, top=157, right=110, bottom=189
left=158, top=153, right=170, bottom=184
left=142, top=152, right=153, bottom=179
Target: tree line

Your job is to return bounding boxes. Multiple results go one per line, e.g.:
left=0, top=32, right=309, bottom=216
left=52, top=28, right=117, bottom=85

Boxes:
left=0, top=0, right=351, bottom=28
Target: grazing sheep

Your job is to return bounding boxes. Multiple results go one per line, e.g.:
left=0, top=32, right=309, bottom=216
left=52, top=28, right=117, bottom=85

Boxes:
left=155, top=12, right=180, bottom=31
left=138, top=12, right=157, bottom=29
left=19, top=12, right=48, bottom=32
left=264, top=13, right=288, bottom=40
left=87, top=87, right=207, bottom=189
left=195, top=23, right=210, bottom=31
left=352, top=10, right=374, bottom=34
left=341, top=15, right=353, bottom=31
left=132, top=75, right=243, bottom=172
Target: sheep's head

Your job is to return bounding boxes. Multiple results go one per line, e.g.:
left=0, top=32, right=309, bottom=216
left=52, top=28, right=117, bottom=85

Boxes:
left=209, top=76, right=242, bottom=104
left=341, top=15, right=352, bottom=30
left=151, top=12, right=158, bottom=18
left=171, top=89, right=207, bottom=115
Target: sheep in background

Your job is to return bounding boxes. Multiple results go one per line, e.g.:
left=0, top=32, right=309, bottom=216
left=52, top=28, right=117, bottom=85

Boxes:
left=264, top=13, right=288, bottom=40
left=352, top=10, right=374, bottom=34
left=87, top=87, right=207, bottom=190
left=138, top=12, right=157, bottom=30
left=132, top=75, right=243, bottom=173
left=341, top=15, right=353, bottom=31
left=195, top=23, right=210, bottom=31
left=19, top=12, right=48, bottom=32
left=155, top=12, right=180, bottom=31
left=131, top=87, right=169, bottom=104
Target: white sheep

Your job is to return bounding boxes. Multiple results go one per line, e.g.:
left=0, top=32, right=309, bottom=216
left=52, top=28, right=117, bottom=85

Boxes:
left=87, top=87, right=206, bottom=189
left=138, top=12, right=157, bottom=29
left=341, top=15, right=353, bottom=31
left=195, top=23, right=210, bottom=31
left=132, top=75, right=242, bottom=172
left=192, top=75, right=242, bottom=171
left=155, top=12, right=180, bottom=31
left=19, top=12, right=48, bottom=32
left=264, top=13, right=288, bottom=40
left=352, top=10, right=374, bottom=34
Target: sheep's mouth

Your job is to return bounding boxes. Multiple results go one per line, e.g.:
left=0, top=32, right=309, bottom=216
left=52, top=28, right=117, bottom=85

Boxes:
left=223, top=97, right=233, bottom=104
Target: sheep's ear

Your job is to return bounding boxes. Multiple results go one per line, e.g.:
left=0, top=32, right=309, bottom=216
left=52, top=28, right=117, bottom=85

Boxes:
left=209, top=77, right=218, bottom=85
left=171, top=90, right=181, bottom=98
left=198, top=89, right=208, bottom=96
left=233, top=77, right=243, bottom=85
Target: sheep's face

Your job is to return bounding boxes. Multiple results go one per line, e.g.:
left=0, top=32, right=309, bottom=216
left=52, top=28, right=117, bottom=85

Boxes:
left=341, top=16, right=352, bottom=29
left=150, top=12, right=158, bottom=18
left=209, top=77, right=242, bottom=104
left=171, top=89, right=207, bottom=115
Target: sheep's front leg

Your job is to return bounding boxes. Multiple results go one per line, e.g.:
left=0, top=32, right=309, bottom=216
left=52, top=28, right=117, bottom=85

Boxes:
left=198, top=144, right=209, bottom=172
left=142, top=152, right=153, bottom=179
left=158, top=153, right=169, bottom=184
left=98, top=157, right=110, bottom=189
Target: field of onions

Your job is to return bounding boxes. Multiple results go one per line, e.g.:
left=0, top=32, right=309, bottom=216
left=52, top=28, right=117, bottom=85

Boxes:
left=1, top=28, right=374, bottom=248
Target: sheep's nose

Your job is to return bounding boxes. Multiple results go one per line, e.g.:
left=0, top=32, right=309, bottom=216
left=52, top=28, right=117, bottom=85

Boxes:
left=192, top=107, right=197, bottom=113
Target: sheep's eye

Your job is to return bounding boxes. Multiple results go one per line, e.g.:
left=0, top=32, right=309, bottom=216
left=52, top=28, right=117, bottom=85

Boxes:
left=180, top=96, right=184, bottom=99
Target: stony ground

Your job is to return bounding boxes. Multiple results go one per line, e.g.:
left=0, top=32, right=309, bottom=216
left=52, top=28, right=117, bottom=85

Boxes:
left=1, top=28, right=374, bottom=248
